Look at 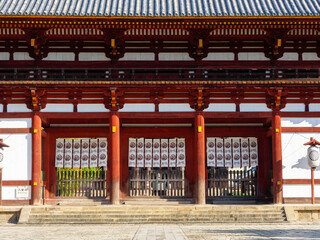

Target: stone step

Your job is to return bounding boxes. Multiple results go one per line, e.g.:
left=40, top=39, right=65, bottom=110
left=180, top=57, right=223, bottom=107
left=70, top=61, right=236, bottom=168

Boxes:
left=30, top=208, right=284, bottom=213
left=28, top=217, right=286, bottom=224
left=34, top=204, right=282, bottom=211
left=29, top=215, right=285, bottom=221
left=29, top=211, right=285, bottom=217
left=25, top=205, right=286, bottom=224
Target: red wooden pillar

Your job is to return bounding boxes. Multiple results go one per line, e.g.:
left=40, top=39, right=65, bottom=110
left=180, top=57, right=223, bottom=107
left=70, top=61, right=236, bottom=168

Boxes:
left=110, top=111, right=120, bottom=205
left=195, top=112, right=206, bottom=204
left=272, top=111, right=283, bottom=204
left=32, top=113, right=42, bottom=205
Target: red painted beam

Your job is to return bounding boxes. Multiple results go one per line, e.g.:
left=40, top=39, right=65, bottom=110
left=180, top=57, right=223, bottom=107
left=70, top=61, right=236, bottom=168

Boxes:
left=283, top=179, right=320, bottom=184
left=0, top=128, right=31, bottom=134
left=282, top=127, right=320, bottom=133
left=39, top=112, right=110, bottom=119
left=204, top=112, right=272, bottom=119
left=2, top=180, right=32, bottom=186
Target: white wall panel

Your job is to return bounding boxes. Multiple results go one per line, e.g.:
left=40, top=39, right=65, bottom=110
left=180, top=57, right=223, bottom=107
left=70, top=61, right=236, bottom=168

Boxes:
left=302, top=53, right=320, bottom=61
left=278, top=53, right=299, bottom=61
left=238, top=52, right=269, bottom=61
left=159, top=104, right=194, bottom=112
left=281, top=118, right=320, bottom=127
left=204, top=103, right=236, bottom=112
left=120, top=53, right=155, bottom=61
left=79, top=52, right=110, bottom=61
left=159, top=53, right=193, bottom=61
left=281, top=104, right=305, bottom=112
left=203, top=53, right=234, bottom=61
left=0, top=52, right=9, bottom=60
left=282, top=133, right=320, bottom=180
left=43, top=52, right=75, bottom=61
left=7, top=104, right=32, bottom=113
left=283, top=185, right=311, bottom=198
left=13, top=52, right=33, bottom=61
left=41, top=104, right=74, bottom=112
left=119, top=104, right=155, bottom=112
left=240, top=103, right=271, bottom=112
left=2, top=186, right=31, bottom=200
left=309, top=104, right=320, bottom=112
left=0, top=118, right=31, bottom=128
left=77, top=104, right=109, bottom=112
left=0, top=133, right=32, bottom=181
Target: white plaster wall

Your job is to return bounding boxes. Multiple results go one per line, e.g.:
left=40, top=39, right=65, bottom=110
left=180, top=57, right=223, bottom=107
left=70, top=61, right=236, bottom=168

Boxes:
left=282, top=133, right=320, bottom=180
left=281, top=118, right=320, bottom=127
left=159, top=104, right=194, bottom=112
left=43, top=52, right=75, bottom=61
left=13, top=52, right=33, bottom=61
left=302, top=53, right=320, bottom=61
left=120, top=53, right=155, bottom=61
left=7, top=104, right=32, bottom=113
left=41, top=104, right=73, bottom=112
left=79, top=52, right=110, bottom=61
left=0, top=118, right=31, bottom=128
left=159, top=53, right=193, bottom=61
left=119, top=104, right=155, bottom=112
left=278, top=53, right=299, bottom=61
left=203, top=53, right=234, bottom=61
left=238, top=52, right=269, bottom=61
left=281, top=104, right=305, bottom=112
left=0, top=133, right=32, bottom=181
left=0, top=52, right=10, bottom=60
left=240, top=103, right=271, bottom=112
left=283, top=185, right=320, bottom=198
left=2, top=186, right=31, bottom=200
left=309, top=104, right=320, bottom=112
left=77, top=104, right=109, bottom=112
left=204, top=103, right=236, bottom=112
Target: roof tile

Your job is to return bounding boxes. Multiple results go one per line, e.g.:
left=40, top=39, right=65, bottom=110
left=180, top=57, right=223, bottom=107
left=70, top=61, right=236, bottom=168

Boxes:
left=0, top=0, right=320, bottom=17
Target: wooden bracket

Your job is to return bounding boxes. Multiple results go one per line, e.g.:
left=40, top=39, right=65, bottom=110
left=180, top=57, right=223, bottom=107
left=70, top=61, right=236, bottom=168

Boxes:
left=23, top=28, right=49, bottom=60
left=101, top=29, right=126, bottom=61
left=266, top=88, right=288, bottom=111
left=26, top=88, right=47, bottom=111
left=264, top=30, right=289, bottom=62
left=187, top=30, right=211, bottom=61
left=189, top=88, right=209, bottom=111
left=104, top=88, right=124, bottom=111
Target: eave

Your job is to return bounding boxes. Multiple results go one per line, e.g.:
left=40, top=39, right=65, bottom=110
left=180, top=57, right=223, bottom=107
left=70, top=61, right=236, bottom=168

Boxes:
left=1, top=16, right=320, bottom=30
left=0, top=79, right=319, bottom=89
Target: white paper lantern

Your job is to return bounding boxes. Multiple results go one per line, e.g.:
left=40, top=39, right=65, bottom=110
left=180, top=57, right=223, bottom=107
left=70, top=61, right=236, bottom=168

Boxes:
left=308, top=146, right=320, bottom=168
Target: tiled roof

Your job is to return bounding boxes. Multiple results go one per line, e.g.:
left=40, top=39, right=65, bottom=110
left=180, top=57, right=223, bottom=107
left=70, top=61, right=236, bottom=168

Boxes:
left=0, top=0, right=319, bottom=17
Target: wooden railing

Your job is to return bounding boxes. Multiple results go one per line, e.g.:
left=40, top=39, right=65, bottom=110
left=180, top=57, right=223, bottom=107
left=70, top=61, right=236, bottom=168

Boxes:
left=0, top=68, right=319, bottom=81
left=207, top=168, right=257, bottom=199
left=129, top=168, right=185, bottom=197
left=56, top=168, right=107, bottom=198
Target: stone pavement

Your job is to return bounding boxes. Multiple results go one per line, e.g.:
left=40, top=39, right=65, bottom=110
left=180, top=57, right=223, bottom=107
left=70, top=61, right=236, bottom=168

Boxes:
left=0, top=223, right=319, bottom=240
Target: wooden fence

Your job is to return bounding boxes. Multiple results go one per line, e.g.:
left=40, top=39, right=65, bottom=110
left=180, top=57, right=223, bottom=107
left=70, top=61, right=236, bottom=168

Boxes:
left=56, top=168, right=107, bottom=198
left=207, top=168, right=257, bottom=199
left=129, top=168, right=185, bottom=197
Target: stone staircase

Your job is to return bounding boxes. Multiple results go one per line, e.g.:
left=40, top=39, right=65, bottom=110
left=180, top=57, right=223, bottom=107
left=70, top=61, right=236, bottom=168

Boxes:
left=24, top=205, right=287, bottom=224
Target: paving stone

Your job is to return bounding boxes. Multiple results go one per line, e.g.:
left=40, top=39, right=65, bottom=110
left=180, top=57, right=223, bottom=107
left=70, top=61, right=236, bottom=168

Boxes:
left=0, top=223, right=319, bottom=240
